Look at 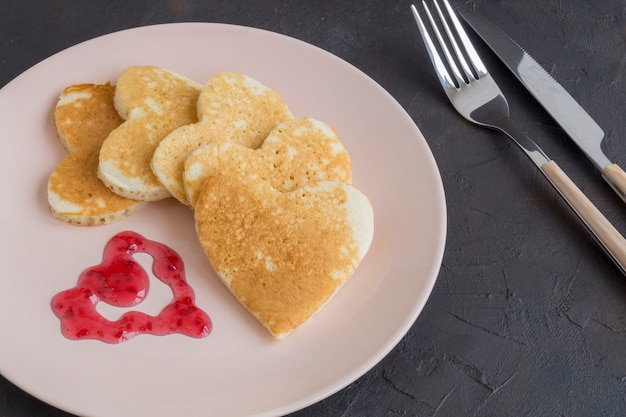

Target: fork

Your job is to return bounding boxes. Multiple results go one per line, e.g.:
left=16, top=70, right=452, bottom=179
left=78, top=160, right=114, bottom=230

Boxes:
left=411, top=0, right=626, bottom=276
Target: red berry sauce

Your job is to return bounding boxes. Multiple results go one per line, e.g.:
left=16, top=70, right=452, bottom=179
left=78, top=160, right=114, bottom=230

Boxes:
left=51, top=231, right=212, bottom=343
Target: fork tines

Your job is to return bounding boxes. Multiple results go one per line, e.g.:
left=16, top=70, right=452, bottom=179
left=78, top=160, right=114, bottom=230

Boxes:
left=411, top=0, right=487, bottom=89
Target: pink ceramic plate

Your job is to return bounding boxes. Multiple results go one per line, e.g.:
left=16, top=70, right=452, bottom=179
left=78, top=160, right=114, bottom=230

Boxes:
left=0, top=23, right=446, bottom=417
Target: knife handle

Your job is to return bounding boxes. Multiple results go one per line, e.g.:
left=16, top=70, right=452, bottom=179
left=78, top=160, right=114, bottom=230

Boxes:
left=540, top=160, right=626, bottom=275
left=603, top=163, right=626, bottom=205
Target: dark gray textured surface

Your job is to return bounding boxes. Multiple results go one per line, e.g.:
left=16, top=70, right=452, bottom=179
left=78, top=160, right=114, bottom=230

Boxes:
left=1, top=0, right=625, bottom=416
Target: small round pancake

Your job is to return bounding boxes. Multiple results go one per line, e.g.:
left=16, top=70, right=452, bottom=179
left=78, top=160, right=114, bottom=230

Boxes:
left=183, top=117, right=353, bottom=207
left=194, top=168, right=374, bottom=338
left=151, top=71, right=293, bottom=205
left=98, top=66, right=201, bottom=201
left=48, top=83, right=147, bottom=225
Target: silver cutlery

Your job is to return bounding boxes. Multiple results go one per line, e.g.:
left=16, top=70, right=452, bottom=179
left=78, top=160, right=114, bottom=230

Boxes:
left=410, top=0, right=626, bottom=275
left=459, top=8, right=626, bottom=205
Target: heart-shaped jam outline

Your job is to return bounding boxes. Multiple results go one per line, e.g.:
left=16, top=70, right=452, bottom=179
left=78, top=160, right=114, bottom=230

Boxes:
left=51, top=231, right=212, bottom=343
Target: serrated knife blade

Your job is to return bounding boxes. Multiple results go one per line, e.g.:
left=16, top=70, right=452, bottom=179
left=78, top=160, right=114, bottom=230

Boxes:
left=459, top=8, right=626, bottom=203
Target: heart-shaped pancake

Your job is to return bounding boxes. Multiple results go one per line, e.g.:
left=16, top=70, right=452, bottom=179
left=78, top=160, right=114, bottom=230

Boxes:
left=98, top=66, right=201, bottom=201
left=48, top=83, right=147, bottom=225
left=194, top=168, right=374, bottom=338
left=151, top=71, right=293, bottom=205
left=183, top=117, right=352, bottom=207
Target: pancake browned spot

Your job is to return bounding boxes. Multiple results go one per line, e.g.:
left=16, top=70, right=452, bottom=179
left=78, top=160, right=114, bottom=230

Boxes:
left=48, top=83, right=147, bottom=225
left=98, top=66, right=201, bottom=201
left=152, top=71, right=293, bottom=205
left=194, top=167, right=374, bottom=339
left=183, top=117, right=353, bottom=207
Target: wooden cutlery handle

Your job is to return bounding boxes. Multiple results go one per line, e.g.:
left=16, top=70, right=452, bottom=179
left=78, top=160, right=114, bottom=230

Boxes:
left=540, top=160, right=626, bottom=274
left=603, top=163, right=626, bottom=204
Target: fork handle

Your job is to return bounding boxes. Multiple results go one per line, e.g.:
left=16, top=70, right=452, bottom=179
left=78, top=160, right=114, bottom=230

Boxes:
left=541, top=160, right=626, bottom=274
left=603, top=163, right=626, bottom=205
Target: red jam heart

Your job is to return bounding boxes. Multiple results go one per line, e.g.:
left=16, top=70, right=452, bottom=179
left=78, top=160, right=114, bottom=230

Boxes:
left=51, top=231, right=212, bottom=343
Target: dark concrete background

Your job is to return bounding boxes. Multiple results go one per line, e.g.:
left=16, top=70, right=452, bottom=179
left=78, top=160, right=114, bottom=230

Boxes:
left=1, top=0, right=625, bottom=416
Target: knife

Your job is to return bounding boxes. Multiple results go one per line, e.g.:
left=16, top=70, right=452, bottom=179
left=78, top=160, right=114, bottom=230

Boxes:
left=459, top=8, right=626, bottom=204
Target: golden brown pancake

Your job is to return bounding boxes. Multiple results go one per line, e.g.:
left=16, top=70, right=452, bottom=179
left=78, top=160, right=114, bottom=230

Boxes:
left=98, top=66, right=201, bottom=201
left=194, top=166, right=374, bottom=338
left=151, top=71, right=293, bottom=205
left=48, top=83, right=147, bottom=225
left=183, top=117, right=353, bottom=207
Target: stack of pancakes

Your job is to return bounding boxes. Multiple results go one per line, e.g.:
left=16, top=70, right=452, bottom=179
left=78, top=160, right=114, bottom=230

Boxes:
left=48, top=66, right=374, bottom=338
